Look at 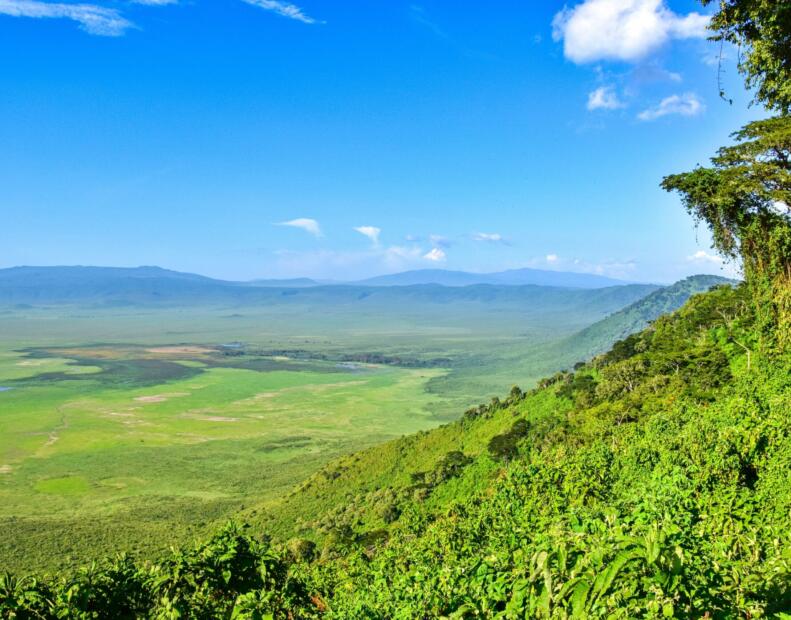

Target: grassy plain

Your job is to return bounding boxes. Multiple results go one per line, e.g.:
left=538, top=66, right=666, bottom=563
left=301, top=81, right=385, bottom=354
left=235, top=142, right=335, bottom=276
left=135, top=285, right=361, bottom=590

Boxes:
left=0, top=346, right=446, bottom=573
left=0, top=294, right=638, bottom=573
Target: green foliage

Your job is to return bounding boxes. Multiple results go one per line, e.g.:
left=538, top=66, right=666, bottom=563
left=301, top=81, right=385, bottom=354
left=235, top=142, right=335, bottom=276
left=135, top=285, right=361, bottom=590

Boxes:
left=703, top=0, right=791, bottom=112
left=286, top=539, right=317, bottom=564
left=1, top=282, right=790, bottom=618
left=0, top=524, right=316, bottom=619
left=662, top=115, right=791, bottom=351
left=661, top=117, right=790, bottom=271
left=563, top=274, right=736, bottom=362
left=487, top=419, right=531, bottom=462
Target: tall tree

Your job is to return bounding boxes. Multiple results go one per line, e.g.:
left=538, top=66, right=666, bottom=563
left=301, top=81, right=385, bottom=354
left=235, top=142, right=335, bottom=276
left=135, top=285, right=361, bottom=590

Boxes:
left=661, top=1, right=791, bottom=351
left=661, top=117, right=790, bottom=349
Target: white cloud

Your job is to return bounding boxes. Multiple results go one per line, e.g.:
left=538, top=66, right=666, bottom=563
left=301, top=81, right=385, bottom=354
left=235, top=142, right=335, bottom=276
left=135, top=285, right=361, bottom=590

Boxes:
left=687, top=250, right=722, bottom=264
left=241, top=0, right=322, bottom=24
left=276, top=218, right=322, bottom=238
left=685, top=250, right=741, bottom=278
left=270, top=244, right=431, bottom=279
left=423, top=248, right=447, bottom=262
left=354, top=226, right=381, bottom=245
left=0, top=0, right=133, bottom=35
left=587, top=85, right=625, bottom=110
left=472, top=232, right=504, bottom=243
left=521, top=254, right=638, bottom=279
left=552, top=0, right=709, bottom=64
left=637, top=92, right=703, bottom=120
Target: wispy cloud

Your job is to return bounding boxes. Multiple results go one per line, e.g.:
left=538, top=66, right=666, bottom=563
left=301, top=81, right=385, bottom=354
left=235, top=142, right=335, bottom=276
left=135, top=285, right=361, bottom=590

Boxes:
left=687, top=250, right=722, bottom=264
left=472, top=232, right=506, bottom=244
left=404, top=233, right=453, bottom=247
left=354, top=226, right=381, bottom=245
left=637, top=92, right=703, bottom=121
left=0, top=0, right=133, bottom=36
left=587, top=85, right=625, bottom=111
left=552, top=0, right=709, bottom=64
left=409, top=4, right=449, bottom=40
left=241, top=0, right=322, bottom=24
left=423, top=248, right=446, bottom=262
left=276, top=218, right=323, bottom=237
left=270, top=243, right=434, bottom=279
left=686, top=250, right=740, bottom=277
left=520, top=254, right=637, bottom=279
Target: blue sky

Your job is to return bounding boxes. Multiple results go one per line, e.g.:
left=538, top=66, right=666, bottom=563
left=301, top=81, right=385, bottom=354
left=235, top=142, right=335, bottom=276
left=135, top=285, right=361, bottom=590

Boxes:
left=0, top=0, right=763, bottom=283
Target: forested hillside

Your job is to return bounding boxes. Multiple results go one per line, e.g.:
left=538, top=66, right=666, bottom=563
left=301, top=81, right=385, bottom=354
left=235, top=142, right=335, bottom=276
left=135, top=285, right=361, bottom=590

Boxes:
left=556, top=274, right=735, bottom=361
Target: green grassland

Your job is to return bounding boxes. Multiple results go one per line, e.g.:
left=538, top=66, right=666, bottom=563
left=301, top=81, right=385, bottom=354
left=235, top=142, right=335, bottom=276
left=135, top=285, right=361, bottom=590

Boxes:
left=0, top=280, right=710, bottom=573
left=0, top=341, right=450, bottom=573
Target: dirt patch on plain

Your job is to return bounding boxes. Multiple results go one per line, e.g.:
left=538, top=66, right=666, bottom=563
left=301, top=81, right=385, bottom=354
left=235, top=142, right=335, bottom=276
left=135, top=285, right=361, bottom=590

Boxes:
left=146, top=346, right=213, bottom=355
left=42, top=348, right=124, bottom=360
left=134, top=392, right=190, bottom=403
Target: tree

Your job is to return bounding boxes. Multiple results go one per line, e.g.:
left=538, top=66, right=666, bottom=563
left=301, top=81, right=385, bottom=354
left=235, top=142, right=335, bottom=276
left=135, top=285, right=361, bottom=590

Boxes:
left=703, top=0, right=791, bottom=112
left=661, top=2, right=791, bottom=350
left=661, top=116, right=790, bottom=350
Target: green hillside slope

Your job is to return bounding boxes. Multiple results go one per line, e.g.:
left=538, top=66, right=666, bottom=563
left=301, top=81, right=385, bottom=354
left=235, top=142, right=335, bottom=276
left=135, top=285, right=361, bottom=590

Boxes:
left=4, top=282, right=789, bottom=618
left=557, top=274, right=736, bottom=362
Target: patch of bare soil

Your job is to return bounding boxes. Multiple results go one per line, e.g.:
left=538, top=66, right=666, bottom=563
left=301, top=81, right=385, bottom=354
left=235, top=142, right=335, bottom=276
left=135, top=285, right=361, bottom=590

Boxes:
left=133, top=392, right=190, bottom=403
left=145, top=346, right=213, bottom=355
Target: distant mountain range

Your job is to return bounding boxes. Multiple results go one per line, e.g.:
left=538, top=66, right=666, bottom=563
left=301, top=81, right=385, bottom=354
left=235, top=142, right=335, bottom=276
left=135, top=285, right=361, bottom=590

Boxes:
left=0, top=267, right=734, bottom=323
left=0, top=265, right=660, bottom=309
left=354, top=268, right=630, bottom=288
left=0, top=266, right=231, bottom=306
left=0, top=265, right=635, bottom=298
left=245, top=278, right=321, bottom=288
